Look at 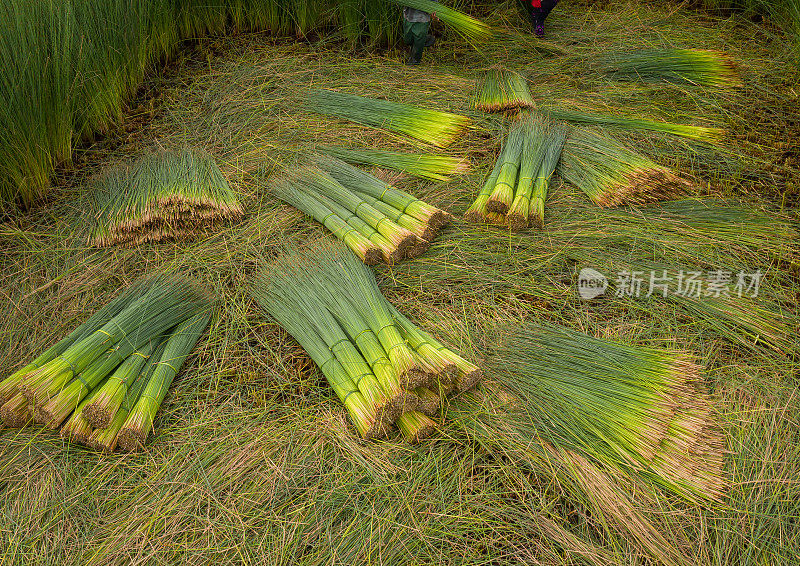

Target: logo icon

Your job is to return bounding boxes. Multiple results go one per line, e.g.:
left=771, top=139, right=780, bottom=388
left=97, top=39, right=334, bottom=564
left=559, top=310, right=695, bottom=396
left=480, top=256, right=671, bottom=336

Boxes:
left=578, top=268, right=608, bottom=300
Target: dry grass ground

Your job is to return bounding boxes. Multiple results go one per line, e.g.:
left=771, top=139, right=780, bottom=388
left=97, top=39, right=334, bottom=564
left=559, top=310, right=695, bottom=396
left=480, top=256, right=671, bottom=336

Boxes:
left=1, top=1, right=798, bottom=564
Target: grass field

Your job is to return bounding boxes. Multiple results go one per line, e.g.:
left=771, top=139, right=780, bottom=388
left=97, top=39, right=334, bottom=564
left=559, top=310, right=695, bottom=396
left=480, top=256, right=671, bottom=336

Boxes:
left=1, top=1, right=799, bottom=564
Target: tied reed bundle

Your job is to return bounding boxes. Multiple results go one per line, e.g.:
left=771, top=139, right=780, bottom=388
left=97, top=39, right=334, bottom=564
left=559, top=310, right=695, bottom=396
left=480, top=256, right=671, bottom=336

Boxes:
left=271, top=155, right=452, bottom=265
left=466, top=114, right=566, bottom=229
left=473, top=68, right=535, bottom=112
left=492, top=322, right=725, bottom=502
left=601, top=48, right=741, bottom=89
left=306, top=90, right=471, bottom=148
left=321, top=146, right=469, bottom=182
left=89, top=148, right=243, bottom=247
left=558, top=127, right=693, bottom=207
left=0, top=276, right=212, bottom=451
left=117, top=312, right=211, bottom=451
left=249, top=239, right=481, bottom=443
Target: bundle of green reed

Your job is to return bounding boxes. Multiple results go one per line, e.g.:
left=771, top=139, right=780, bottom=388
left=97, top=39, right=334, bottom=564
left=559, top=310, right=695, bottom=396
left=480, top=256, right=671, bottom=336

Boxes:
left=320, top=146, right=469, bottom=181
left=473, top=68, right=535, bottom=112
left=492, top=321, right=725, bottom=501
left=89, top=148, right=243, bottom=247
left=0, top=276, right=212, bottom=451
left=271, top=155, right=452, bottom=265
left=306, top=90, right=471, bottom=148
left=601, top=48, right=741, bottom=89
left=558, top=127, right=693, bottom=207
left=544, top=108, right=724, bottom=145
left=466, top=114, right=565, bottom=229
left=384, top=0, right=493, bottom=45
left=249, top=239, right=481, bottom=443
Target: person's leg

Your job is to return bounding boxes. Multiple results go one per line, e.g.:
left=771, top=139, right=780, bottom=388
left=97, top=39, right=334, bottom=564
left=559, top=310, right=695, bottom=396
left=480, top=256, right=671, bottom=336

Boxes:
left=402, top=18, right=415, bottom=46
left=532, top=0, right=558, bottom=37
left=407, top=21, right=430, bottom=65
left=539, top=0, right=558, bottom=22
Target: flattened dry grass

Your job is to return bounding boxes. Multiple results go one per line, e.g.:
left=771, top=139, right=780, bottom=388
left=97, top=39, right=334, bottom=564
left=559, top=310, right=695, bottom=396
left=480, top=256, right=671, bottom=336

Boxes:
left=1, top=1, right=799, bottom=564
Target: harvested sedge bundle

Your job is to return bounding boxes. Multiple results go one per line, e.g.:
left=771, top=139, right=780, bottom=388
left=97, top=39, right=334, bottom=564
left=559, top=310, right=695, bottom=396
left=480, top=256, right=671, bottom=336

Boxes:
left=506, top=116, right=549, bottom=229
left=321, top=146, right=469, bottom=181
left=544, top=108, right=724, bottom=145
left=601, top=48, right=741, bottom=89
left=486, top=123, right=526, bottom=214
left=272, top=155, right=451, bottom=264
left=558, top=128, right=692, bottom=207
left=315, top=154, right=453, bottom=230
left=384, top=0, right=493, bottom=45
left=473, top=68, right=535, bottom=112
left=85, top=340, right=165, bottom=452
left=1, top=276, right=211, bottom=454
left=306, top=90, right=471, bottom=148
left=0, top=283, right=143, bottom=405
left=117, top=312, right=211, bottom=451
left=493, top=322, right=725, bottom=501
left=464, top=158, right=503, bottom=224
left=89, top=148, right=243, bottom=247
left=20, top=278, right=209, bottom=408
left=249, top=239, right=481, bottom=442
left=528, top=124, right=567, bottom=229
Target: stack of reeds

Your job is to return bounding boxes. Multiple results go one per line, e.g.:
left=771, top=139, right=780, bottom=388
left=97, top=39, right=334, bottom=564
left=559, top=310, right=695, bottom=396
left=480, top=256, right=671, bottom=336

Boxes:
left=0, top=276, right=212, bottom=451
left=321, top=146, right=470, bottom=182
left=249, top=239, right=481, bottom=443
left=544, top=108, right=724, bottom=144
left=473, top=68, right=535, bottom=112
left=89, top=148, right=243, bottom=247
left=493, top=322, right=725, bottom=501
left=600, top=48, right=742, bottom=89
left=466, top=114, right=567, bottom=229
left=306, top=90, right=471, bottom=148
left=558, top=127, right=693, bottom=207
left=270, top=155, right=452, bottom=265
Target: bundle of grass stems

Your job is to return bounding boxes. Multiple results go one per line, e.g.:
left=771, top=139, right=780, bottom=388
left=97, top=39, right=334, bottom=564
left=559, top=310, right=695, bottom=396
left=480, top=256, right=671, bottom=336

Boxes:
left=558, top=127, right=693, bottom=207
left=306, top=90, right=471, bottom=148
left=0, top=276, right=212, bottom=451
left=544, top=108, right=724, bottom=145
left=270, top=154, right=452, bottom=265
left=473, top=68, right=535, bottom=112
left=90, top=148, right=243, bottom=247
left=493, top=322, right=725, bottom=502
left=465, top=114, right=566, bottom=229
left=249, top=239, right=481, bottom=443
left=600, top=48, right=742, bottom=89
left=385, top=0, right=493, bottom=45
left=320, top=146, right=469, bottom=182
